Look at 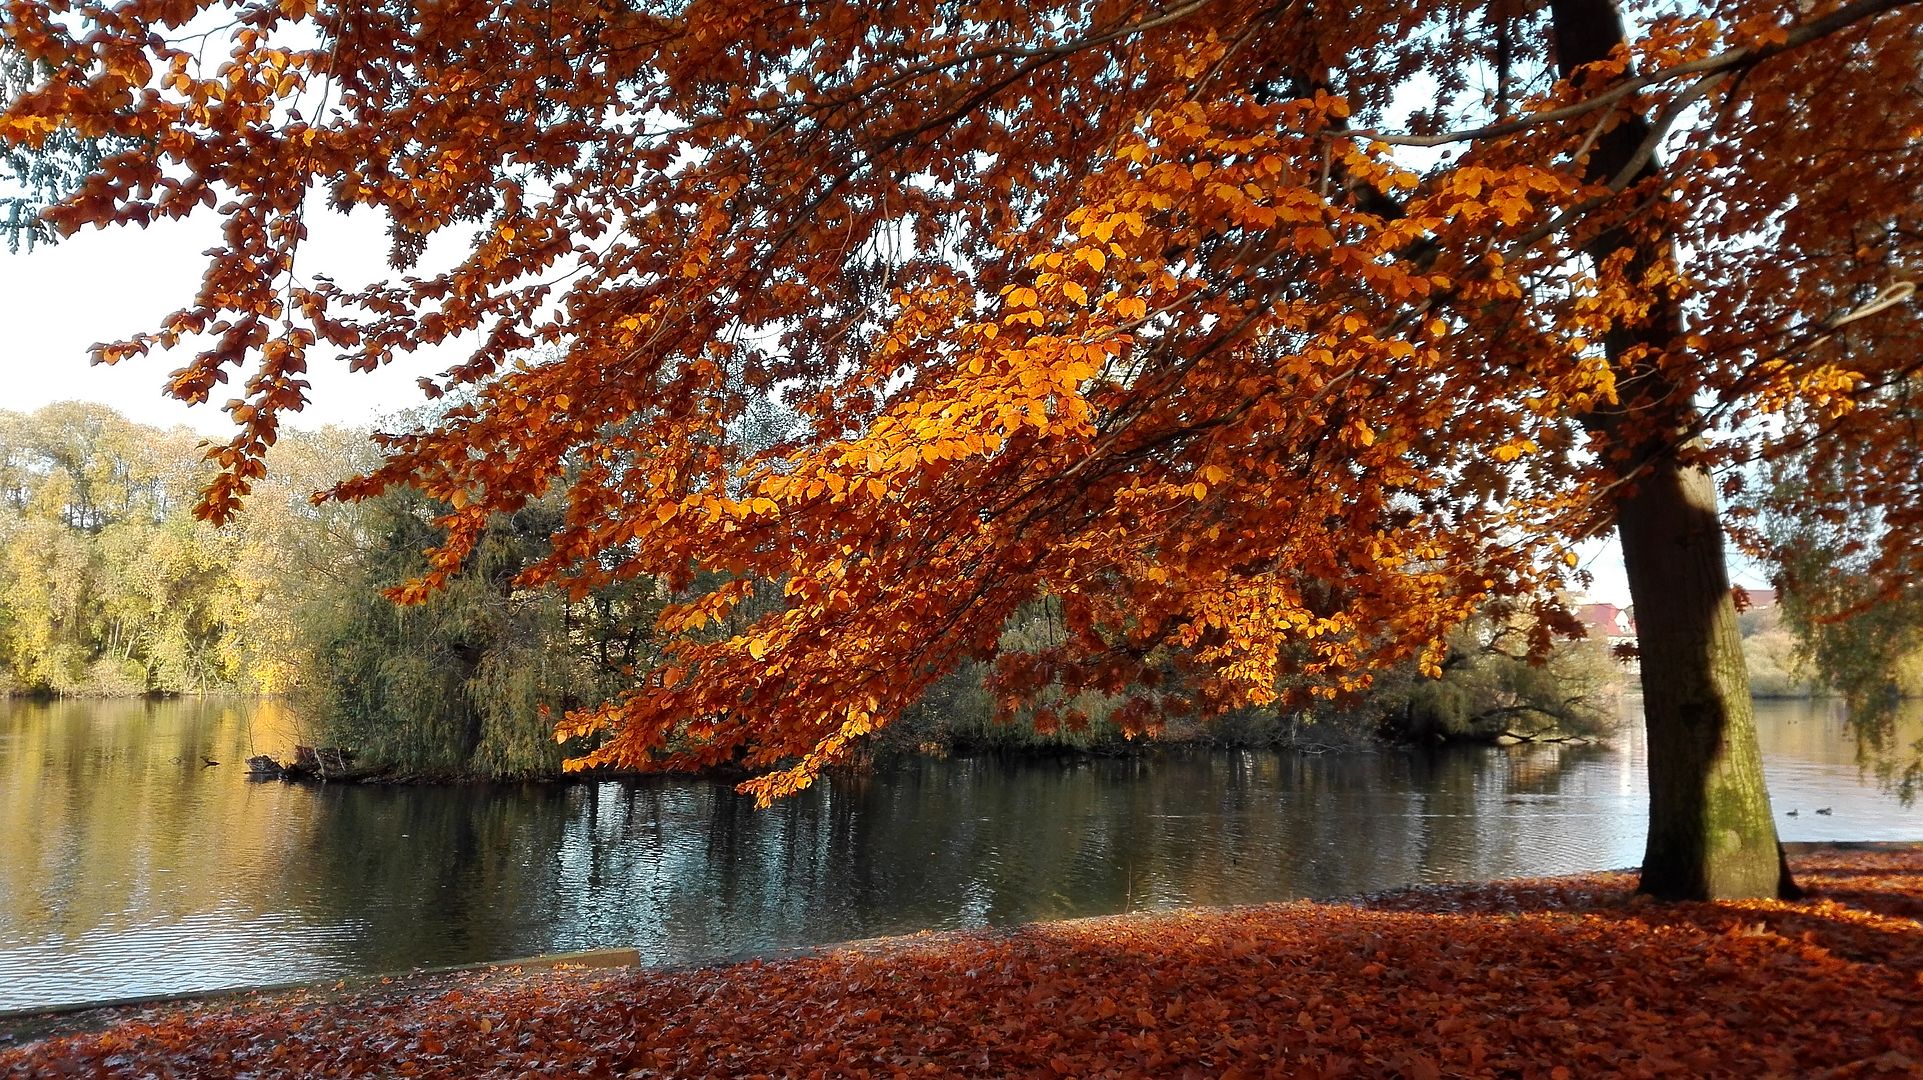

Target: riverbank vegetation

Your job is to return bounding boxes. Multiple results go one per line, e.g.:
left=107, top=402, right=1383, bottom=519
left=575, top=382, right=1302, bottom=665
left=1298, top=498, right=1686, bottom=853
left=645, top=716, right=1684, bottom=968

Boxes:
left=0, top=404, right=648, bottom=776
left=297, top=487, right=662, bottom=779
left=0, top=399, right=1909, bottom=797
left=891, top=600, right=1623, bottom=757
left=0, top=404, right=1630, bottom=776
left=0, top=403, right=306, bottom=697
left=6, top=846, right=1919, bottom=1076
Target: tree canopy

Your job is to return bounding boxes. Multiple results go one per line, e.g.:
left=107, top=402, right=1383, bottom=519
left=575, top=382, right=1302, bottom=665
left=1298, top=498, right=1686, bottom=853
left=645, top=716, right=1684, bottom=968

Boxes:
left=4, top=0, right=1919, bottom=897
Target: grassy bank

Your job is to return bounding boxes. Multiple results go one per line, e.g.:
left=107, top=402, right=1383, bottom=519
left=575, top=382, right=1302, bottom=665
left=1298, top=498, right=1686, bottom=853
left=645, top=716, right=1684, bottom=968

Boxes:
left=6, top=847, right=1919, bottom=1077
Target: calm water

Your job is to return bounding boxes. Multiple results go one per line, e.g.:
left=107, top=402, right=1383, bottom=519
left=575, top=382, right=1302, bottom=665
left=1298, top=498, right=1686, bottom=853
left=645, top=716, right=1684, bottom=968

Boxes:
left=0, top=697, right=1917, bottom=1012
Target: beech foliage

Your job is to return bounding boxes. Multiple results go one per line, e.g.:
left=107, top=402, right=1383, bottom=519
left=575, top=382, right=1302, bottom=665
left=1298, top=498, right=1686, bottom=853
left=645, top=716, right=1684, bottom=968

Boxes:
left=2, top=0, right=1919, bottom=801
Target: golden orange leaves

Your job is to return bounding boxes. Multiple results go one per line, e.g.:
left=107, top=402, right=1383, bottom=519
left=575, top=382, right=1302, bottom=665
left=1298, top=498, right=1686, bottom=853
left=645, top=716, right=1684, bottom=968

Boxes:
left=4, top=0, right=1920, bottom=796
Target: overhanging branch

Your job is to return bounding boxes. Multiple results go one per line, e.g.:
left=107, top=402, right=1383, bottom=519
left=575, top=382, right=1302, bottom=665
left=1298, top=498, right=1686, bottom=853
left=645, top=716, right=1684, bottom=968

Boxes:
left=1339, top=0, right=1922, bottom=148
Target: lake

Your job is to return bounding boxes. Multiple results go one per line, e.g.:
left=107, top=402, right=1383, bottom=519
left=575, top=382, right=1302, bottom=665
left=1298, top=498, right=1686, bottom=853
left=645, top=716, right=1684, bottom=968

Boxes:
left=0, top=696, right=1917, bottom=1012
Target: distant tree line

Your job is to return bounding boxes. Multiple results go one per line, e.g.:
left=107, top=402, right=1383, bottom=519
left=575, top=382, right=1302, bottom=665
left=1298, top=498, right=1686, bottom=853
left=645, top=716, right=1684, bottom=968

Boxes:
left=0, top=403, right=657, bottom=777
left=0, top=403, right=266, bottom=695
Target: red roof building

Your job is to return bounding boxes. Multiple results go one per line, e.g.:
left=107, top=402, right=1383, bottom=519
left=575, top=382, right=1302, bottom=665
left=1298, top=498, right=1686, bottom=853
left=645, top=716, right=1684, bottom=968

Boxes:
left=1576, top=603, right=1636, bottom=641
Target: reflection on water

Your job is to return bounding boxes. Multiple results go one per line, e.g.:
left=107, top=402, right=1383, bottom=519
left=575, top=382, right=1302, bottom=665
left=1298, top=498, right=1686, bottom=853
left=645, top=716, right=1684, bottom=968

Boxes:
left=1, top=696, right=1917, bottom=1011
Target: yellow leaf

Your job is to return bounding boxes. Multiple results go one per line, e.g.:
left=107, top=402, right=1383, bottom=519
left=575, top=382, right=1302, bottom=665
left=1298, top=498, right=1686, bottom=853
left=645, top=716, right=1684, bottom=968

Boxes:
left=748, top=637, right=768, bottom=660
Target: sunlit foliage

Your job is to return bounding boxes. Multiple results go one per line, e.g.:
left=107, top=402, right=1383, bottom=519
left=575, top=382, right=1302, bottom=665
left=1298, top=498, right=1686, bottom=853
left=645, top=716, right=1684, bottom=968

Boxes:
left=4, top=0, right=1920, bottom=894
left=0, top=405, right=239, bottom=693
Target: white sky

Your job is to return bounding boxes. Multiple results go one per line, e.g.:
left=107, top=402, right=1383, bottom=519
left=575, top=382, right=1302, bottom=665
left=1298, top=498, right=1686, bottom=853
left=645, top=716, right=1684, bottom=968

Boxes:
left=0, top=209, right=446, bottom=434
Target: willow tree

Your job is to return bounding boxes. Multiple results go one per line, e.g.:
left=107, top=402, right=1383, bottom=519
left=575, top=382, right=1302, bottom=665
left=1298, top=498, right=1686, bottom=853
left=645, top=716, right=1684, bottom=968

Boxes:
left=5, top=0, right=1920, bottom=898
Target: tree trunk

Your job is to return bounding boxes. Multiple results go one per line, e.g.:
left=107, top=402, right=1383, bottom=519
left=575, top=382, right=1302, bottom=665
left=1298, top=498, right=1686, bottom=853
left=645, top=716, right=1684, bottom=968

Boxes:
left=1616, top=450, right=1792, bottom=899
left=1549, top=0, right=1798, bottom=899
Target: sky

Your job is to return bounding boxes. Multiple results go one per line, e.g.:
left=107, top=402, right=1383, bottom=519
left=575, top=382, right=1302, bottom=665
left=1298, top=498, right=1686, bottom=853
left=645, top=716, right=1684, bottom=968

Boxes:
left=0, top=193, right=1783, bottom=608
left=0, top=208, right=448, bottom=434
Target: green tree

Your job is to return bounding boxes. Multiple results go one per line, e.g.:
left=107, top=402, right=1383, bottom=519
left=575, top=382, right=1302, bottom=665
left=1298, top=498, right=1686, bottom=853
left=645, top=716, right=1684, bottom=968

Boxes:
left=298, top=483, right=660, bottom=778
left=1756, top=454, right=1923, bottom=710
left=1373, top=608, right=1619, bottom=744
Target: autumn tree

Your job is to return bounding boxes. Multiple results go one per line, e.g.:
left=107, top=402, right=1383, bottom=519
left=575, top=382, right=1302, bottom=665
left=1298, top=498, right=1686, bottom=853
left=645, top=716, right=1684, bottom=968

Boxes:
left=0, top=41, right=132, bottom=251
left=5, top=0, right=1920, bottom=898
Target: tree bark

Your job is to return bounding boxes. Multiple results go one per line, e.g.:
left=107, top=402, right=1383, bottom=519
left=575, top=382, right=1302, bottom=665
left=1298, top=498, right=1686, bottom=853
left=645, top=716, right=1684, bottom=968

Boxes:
left=1549, top=0, right=1797, bottom=899
left=1615, top=450, right=1793, bottom=899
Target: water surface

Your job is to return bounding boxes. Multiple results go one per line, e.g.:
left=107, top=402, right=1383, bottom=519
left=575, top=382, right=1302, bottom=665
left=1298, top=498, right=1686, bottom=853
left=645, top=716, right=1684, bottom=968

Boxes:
left=1, top=696, right=1916, bottom=1012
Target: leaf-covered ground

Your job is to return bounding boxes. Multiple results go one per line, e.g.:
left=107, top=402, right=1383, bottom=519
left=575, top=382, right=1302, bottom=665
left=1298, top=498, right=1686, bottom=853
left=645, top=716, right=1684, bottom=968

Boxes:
left=6, top=849, right=1921, bottom=1078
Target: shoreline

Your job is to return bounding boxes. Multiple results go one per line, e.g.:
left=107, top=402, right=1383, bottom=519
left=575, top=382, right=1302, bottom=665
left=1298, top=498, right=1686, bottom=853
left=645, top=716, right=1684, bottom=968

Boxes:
left=239, top=728, right=1596, bottom=789
left=14, top=691, right=1885, bottom=791
left=6, top=842, right=1920, bottom=1073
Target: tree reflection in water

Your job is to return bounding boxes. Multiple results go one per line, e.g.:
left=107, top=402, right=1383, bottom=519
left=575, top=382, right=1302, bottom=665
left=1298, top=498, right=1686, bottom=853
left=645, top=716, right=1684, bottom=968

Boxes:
left=0, top=697, right=1916, bottom=1011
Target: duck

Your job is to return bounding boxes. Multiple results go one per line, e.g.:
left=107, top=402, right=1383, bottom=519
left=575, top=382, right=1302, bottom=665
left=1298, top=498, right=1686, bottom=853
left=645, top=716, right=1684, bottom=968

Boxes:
left=1814, top=807, right=1832, bottom=816
left=1785, top=809, right=1799, bottom=817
